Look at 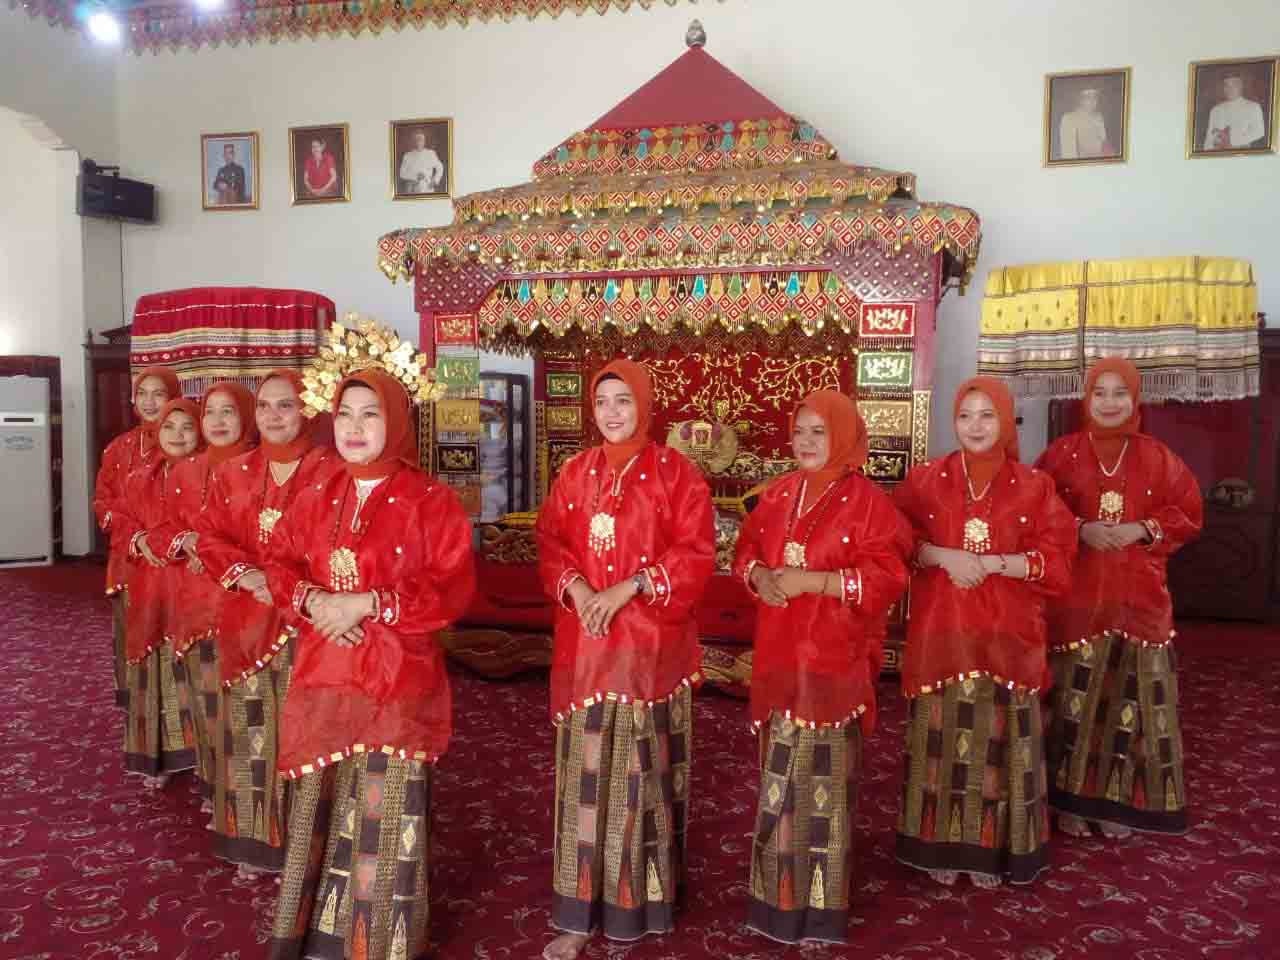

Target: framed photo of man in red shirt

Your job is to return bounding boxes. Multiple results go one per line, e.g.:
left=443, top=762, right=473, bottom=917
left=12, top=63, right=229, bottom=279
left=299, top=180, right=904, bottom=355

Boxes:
left=289, top=123, right=350, bottom=204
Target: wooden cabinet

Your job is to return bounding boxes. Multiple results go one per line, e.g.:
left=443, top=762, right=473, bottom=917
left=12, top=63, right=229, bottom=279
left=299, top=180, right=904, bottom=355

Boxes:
left=1048, top=328, right=1280, bottom=622
left=85, top=326, right=134, bottom=556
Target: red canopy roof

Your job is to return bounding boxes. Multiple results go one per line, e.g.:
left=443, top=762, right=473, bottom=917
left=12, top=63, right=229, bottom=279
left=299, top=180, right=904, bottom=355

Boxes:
left=589, top=46, right=789, bottom=130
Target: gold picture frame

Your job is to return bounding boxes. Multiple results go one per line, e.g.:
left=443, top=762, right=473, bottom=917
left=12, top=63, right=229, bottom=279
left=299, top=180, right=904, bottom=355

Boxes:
left=1187, top=56, right=1279, bottom=158
left=1044, top=67, right=1131, bottom=167
left=289, top=123, right=351, bottom=204
left=390, top=117, right=453, bottom=200
left=201, top=131, right=259, bottom=211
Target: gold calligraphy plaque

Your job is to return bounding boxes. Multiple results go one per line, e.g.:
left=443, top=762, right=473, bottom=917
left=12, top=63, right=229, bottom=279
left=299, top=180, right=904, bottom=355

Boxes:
left=857, top=400, right=913, bottom=438
left=547, top=404, right=583, bottom=434
left=436, top=399, right=482, bottom=436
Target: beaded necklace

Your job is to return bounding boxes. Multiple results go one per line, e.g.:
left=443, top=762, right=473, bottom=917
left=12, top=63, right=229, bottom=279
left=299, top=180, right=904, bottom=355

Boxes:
left=587, top=453, right=640, bottom=556
left=781, top=474, right=845, bottom=569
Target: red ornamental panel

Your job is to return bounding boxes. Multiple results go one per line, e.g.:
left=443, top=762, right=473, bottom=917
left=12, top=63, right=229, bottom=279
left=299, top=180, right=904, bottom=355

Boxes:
left=860, top=302, right=917, bottom=339
left=435, top=313, right=479, bottom=347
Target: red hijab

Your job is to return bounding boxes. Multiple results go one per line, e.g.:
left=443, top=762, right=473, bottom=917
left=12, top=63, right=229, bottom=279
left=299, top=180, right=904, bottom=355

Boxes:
left=255, top=370, right=314, bottom=464
left=792, top=390, right=869, bottom=507
left=155, top=398, right=203, bottom=462
left=132, top=366, right=182, bottom=437
left=589, top=359, right=653, bottom=471
left=954, top=376, right=1020, bottom=493
left=1083, top=358, right=1142, bottom=463
left=200, top=382, right=259, bottom=466
left=332, top=368, right=417, bottom=481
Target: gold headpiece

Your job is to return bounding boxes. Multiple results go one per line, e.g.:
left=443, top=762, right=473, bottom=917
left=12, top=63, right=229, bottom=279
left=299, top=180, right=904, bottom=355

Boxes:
left=300, top=312, right=446, bottom=418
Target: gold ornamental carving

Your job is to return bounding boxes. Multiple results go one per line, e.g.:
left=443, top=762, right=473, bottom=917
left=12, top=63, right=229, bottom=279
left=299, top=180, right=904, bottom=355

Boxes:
left=857, top=399, right=913, bottom=438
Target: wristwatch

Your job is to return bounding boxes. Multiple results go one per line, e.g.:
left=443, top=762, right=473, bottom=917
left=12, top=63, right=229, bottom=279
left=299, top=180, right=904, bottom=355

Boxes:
left=632, top=573, right=646, bottom=596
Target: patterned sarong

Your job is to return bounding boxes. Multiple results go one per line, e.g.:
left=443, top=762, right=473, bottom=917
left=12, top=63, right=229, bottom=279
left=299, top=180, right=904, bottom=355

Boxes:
left=123, top=640, right=195, bottom=777
left=1046, top=631, right=1187, bottom=833
left=896, top=677, right=1050, bottom=883
left=551, top=686, right=693, bottom=941
left=747, top=714, right=862, bottom=944
left=269, top=753, right=431, bottom=960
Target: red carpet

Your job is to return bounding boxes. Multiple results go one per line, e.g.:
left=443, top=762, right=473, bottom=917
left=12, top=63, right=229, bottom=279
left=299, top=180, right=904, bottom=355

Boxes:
left=4, top=561, right=1280, bottom=959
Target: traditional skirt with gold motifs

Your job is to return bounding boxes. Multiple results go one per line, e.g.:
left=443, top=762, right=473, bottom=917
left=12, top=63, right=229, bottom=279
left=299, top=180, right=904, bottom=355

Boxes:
left=123, top=641, right=196, bottom=776
left=269, top=753, right=431, bottom=960
left=214, top=642, right=293, bottom=870
left=173, top=636, right=220, bottom=798
left=111, top=594, right=128, bottom=708
left=552, top=685, right=692, bottom=941
left=1046, top=631, right=1187, bottom=833
left=896, top=678, right=1050, bottom=883
left=747, top=714, right=862, bottom=944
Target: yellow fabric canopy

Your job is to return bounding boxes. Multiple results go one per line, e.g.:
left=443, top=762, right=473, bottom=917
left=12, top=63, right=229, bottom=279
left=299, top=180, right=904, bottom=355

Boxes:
left=978, top=256, right=1259, bottom=401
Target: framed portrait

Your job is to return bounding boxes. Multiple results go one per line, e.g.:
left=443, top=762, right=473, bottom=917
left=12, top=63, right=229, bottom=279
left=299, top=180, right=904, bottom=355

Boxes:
left=289, top=123, right=351, bottom=204
left=201, top=131, right=259, bottom=210
left=1187, top=56, right=1279, bottom=158
left=1044, top=68, right=1131, bottom=166
left=390, top=117, right=453, bottom=200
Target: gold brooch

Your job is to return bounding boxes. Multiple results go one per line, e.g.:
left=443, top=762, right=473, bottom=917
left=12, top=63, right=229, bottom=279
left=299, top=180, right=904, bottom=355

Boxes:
left=1099, top=490, right=1125, bottom=523
left=962, top=517, right=992, bottom=553
left=783, top=540, right=807, bottom=569
left=328, top=547, right=359, bottom=591
left=588, top=512, right=616, bottom=556
left=257, top=508, right=283, bottom=544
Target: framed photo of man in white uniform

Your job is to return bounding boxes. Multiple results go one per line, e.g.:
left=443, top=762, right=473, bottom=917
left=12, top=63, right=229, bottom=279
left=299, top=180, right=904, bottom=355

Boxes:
left=1188, top=57, right=1278, bottom=159
left=390, top=118, right=453, bottom=200
left=1044, top=68, right=1131, bottom=167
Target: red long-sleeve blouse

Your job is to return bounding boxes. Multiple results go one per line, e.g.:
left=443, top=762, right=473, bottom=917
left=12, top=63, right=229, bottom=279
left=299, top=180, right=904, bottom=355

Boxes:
left=94, top=426, right=161, bottom=595
left=1035, top=432, right=1203, bottom=648
left=111, top=458, right=184, bottom=662
left=731, top=470, right=911, bottom=734
left=144, top=452, right=228, bottom=656
left=892, top=453, right=1078, bottom=696
left=263, top=464, right=476, bottom=777
left=534, top=442, right=716, bottom=723
left=196, top=447, right=340, bottom=686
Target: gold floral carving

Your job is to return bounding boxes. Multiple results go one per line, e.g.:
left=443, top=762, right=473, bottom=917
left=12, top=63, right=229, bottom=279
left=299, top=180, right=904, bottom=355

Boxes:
left=534, top=402, right=548, bottom=506
left=439, top=447, right=478, bottom=471
left=479, top=524, right=539, bottom=565
left=911, top=390, right=931, bottom=465
left=857, top=400, right=913, bottom=438
left=436, top=399, right=482, bottom=435
left=547, top=405, right=583, bottom=434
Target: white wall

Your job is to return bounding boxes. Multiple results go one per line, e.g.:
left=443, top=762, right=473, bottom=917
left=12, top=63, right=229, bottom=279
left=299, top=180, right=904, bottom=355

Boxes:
left=0, top=110, right=100, bottom=554
left=110, top=0, right=1280, bottom=460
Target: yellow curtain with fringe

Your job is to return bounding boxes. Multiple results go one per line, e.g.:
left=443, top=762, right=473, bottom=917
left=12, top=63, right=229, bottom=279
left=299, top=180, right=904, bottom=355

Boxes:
left=978, top=256, right=1258, bottom=401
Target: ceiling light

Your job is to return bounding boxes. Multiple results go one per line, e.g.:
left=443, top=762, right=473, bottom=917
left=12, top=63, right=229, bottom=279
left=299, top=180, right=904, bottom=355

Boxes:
left=196, top=0, right=224, bottom=9
left=87, top=9, right=122, bottom=44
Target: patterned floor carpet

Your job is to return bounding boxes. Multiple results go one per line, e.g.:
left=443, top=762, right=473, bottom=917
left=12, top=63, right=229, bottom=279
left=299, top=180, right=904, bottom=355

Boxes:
left=3, top=561, right=1279, bottom=959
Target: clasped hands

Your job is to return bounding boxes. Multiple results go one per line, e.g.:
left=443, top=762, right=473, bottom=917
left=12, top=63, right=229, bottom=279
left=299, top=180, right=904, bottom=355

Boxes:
left=749, top=566, right=825, bottom=609
left=305, top=590, right=376, bottom=648
left=135, top=531, right=203, bottom=574
left=568, top=577, right=642, bottom=638
left=1080, top=520, right=1148, bottom=552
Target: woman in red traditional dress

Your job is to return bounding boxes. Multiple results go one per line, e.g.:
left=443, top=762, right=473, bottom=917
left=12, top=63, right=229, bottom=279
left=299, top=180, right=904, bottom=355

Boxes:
left=535, top=360, right=716, bottom=960
left=892, top=377, right=1076, bottom=887
left=151, top=383, right=258, bottom=809
left=94, top=365, right=180, bottom=707
left=1037, top=358, right=1202, bottom=838
left=263, top=368, right=475, bottom=960
left=732, top=391, right=911, bottom=944
left=197, top=371, right=339, bottom=875
left=116, top=398, right=202, bottom=786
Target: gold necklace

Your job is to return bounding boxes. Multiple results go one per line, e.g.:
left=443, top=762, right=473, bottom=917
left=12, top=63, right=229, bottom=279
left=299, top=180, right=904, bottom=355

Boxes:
left=1091, top=436, right=1129, bottom=521
left=587, top=454, right=639, bottom=556
left=257, top=458, right=302, bottom=544
left=781, top=475, right=844, bottom=569
left=959, top=455, right=994, bottom=553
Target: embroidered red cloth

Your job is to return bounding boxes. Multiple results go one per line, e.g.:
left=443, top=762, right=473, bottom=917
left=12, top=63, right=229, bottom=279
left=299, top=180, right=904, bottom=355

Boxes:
left=891, top=453, right=1078, bottom=695
left=534, top=441, right=716, bottom=721
left=130, top=287, right=332, bottom=395
left=94, top=426, right=161, bottom=593
left=197, top=447, right=342, bottom=685
left=264, top=466, right=476, bottom=772
left=111, top=459, right=184, bottom=661
left=732, top=470, right=911, bottom=732
left=1036, top=433, right=1203, bottom=646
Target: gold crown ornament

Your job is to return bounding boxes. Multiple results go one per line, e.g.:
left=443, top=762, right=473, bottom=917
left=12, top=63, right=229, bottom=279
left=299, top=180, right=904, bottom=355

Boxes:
left=300, top=313, right=446, bottom=418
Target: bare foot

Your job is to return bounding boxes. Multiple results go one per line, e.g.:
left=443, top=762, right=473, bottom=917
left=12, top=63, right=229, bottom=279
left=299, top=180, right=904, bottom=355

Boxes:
left=969, top=872, right=1002, bottom=889
left=929, top=869, right=958, bottom=886
left=1098, top=822, right=1132, bottom=839
left=1058, top=813, right=1090, bottom=838
left=237, top=863, right=270, bottom=879
left=143, top=774, right=171, bottom=791
left=201, top=799, right=214, bottom=814
left=543, top=932, right=590, bottom=960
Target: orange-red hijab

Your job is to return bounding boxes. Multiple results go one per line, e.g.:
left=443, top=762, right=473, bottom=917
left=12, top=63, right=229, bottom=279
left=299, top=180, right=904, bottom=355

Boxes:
left=255, top=369, right=314, bottom=464
left=590, top=358, right=653, bottom=472
left=200, top=382, right=259, bottom=466
left=155, top=398, right=204, bottom=462
left=132, top=366, right=182, bottom=437
left=954, top=376, right=1020, bottom=493
left=1083, top=358, right=1142, bottom=463
left=792, top=390, right=869, bottom=507
left=332, top=368, right=416, bottom=481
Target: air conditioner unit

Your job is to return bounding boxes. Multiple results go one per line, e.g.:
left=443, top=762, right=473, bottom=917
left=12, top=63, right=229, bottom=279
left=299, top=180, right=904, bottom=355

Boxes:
left=0, top=376, right=53, bottom=567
